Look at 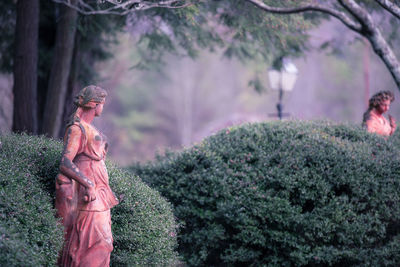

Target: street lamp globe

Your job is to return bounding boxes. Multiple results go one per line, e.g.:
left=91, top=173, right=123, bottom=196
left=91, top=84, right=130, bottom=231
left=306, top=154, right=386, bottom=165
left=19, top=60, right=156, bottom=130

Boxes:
left=268, top=58, right=298, bottom=92
left=267, top=58, right=298, bottom=120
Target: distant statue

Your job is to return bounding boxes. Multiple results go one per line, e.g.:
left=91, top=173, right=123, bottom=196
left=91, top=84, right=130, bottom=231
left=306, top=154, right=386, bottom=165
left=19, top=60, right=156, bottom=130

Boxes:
left=362, top=90, right=396, bottom=137
left=55, top=85, right=119, bottom=267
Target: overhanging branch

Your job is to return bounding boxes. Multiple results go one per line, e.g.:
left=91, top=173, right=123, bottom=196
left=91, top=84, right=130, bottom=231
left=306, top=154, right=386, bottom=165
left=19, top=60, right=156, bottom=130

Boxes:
left=374, top=0, right=400, bottom=20
left=52, top=0, right=194, bottom=15
left=337, top=0, right=369, bottom=24
left=243, top=0, right=362, bottom=33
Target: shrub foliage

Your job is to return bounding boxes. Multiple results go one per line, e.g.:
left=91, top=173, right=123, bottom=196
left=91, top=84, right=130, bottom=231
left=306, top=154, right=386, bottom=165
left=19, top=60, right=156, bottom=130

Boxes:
left=0, top=133, right=177, bottom=266
left=0, top=134, right=63, bottom=266
left=132, top=121, right=400, bottom=266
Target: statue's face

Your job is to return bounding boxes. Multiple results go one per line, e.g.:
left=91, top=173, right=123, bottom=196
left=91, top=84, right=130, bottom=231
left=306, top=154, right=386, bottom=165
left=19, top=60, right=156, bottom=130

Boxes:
left=377, top=99, right=391, bottom=114
left=95, top=102, right=105, bottom=117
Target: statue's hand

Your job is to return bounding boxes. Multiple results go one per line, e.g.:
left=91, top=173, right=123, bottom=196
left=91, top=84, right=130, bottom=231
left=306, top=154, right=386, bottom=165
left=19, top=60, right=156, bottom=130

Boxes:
left=389, top=115, right=396, bottom=128
left=84, top=186, right=96, bottom=202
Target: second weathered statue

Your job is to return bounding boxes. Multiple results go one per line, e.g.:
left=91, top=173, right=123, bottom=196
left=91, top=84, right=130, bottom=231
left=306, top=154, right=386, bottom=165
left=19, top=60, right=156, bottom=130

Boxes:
left=362, top=90, right=396, bottom=137
left=55, top=85, right=119, bottom=267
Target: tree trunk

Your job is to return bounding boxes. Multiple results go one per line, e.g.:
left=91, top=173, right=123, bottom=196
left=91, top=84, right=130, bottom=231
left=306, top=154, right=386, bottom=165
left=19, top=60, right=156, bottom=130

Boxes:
left=58, top=32, right=82, bottom=138
left=366, top=28, right=400, bottom=90
left=37, top=0, right=58, bottom=134
left=41, top=0, right=78, bottom=137
left=363, top=38, right=370, bottom=108
left=12, top=0, right=39, bottom=134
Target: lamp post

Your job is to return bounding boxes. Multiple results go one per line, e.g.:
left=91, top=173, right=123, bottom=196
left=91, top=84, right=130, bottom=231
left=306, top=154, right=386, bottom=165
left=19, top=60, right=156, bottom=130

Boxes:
left=268, top=58, right=298, bottom=120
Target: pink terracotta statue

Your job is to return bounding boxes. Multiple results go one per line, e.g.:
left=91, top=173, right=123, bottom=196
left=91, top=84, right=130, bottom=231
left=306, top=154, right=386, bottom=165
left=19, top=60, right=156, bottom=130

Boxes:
left=55, top=85, right=119, bottom=267
left=362, top=90, right=396, bottom=137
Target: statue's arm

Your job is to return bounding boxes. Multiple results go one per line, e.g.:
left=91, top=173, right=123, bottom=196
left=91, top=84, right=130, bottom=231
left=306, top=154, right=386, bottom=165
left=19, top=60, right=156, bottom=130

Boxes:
left=59, top=125, right=96, bottom=201
left=389, top=115, right=396, bottom=135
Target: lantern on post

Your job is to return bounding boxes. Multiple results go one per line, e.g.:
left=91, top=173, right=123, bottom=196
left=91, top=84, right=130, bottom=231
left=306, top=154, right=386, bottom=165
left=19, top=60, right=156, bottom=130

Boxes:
left=268, top=58, right=298, bottom=120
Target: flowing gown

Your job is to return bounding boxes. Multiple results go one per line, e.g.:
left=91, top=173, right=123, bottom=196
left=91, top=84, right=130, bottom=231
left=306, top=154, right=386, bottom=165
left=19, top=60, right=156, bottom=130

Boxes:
left=56, top=119, right=119, bottom=267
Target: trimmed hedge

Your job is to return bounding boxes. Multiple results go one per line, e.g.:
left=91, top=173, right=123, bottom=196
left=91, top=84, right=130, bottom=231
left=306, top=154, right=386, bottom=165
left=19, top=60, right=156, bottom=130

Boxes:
left=109, top=165, right=178, bottom=266
left=132, top=121, right=400, bottom=266
left=0, top=133, right=178, bottom=266
left=0, top=134, right=63, bottom=266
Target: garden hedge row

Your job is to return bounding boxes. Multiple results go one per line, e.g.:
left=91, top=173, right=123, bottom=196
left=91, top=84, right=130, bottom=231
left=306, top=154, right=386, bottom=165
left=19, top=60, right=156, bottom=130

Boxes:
left=132, top=121, right=400, bottom=266
left=0, top=133, right=178, bottom=266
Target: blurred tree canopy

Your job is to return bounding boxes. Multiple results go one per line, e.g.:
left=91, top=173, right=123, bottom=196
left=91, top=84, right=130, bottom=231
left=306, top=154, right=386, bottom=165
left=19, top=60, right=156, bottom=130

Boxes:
left=2, top=0, right=399, bottom=137
left=54, top=0, right=400, bottom=89
left=1, top=0, right=317, bottom=137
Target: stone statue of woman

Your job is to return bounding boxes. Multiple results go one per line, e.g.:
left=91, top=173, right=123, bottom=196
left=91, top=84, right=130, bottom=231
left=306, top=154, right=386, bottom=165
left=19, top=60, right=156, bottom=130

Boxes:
left=362, top=90, right=396, bottom=137
left=55, top=85, right=119, bottom=267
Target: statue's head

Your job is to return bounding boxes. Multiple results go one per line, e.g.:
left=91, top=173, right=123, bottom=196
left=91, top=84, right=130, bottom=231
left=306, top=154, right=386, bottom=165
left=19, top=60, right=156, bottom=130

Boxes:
left=74, top=85, right=107, bottom=109
left=368, top=90, right=394, bottom=110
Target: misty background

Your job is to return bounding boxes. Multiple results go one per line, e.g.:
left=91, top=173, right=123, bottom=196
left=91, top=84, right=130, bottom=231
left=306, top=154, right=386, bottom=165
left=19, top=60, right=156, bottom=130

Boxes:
left=1, top=17, right=399, bottom=166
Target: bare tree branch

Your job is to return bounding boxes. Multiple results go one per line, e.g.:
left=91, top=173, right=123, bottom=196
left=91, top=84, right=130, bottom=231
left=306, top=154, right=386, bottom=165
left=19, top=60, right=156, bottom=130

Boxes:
left=337, top=0, right=375, bottom=31
left=52, top=0, right=194, bottom=15
left=374, top=0, right=400, bottom=20
left=243, top=0, right=362, bottom=33
left=243, top=0, right=400, bottom=89
left=334, top=0, right=400, bottom=89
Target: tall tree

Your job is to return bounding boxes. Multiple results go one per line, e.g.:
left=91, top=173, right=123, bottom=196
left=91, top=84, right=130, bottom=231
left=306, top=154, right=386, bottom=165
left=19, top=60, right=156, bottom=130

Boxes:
left=57, top=33, right=82, bottom=138
left=12, top=0, right=39, bottom=134
left=0, top=0, right=124, bottom=136
left=41, top=0, right=78, bottom=137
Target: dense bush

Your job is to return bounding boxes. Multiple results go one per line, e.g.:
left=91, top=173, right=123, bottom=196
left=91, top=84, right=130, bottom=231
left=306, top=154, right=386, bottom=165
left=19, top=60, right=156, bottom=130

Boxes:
left=109, top=165, right=178, bottom=266
left=132, top=121, right=400, bottom=266
left=0, top=134, right=63, bottom=266
left=0, top=133, right=178, bottom=266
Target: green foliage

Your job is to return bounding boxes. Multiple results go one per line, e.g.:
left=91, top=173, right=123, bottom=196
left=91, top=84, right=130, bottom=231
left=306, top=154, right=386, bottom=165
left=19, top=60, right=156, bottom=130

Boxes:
left=75, top=13, right=126, bottom=84
left=0, top=134, right=178, bottom=266
left=0, top=134, right=63, bottom=266
left=248, top=75, right=267, bottom=93
left=109, top=164, right=179, bottom=266
left=128, top=0, right=319, bottom=69
left=132, top=121, right=400, bottom=266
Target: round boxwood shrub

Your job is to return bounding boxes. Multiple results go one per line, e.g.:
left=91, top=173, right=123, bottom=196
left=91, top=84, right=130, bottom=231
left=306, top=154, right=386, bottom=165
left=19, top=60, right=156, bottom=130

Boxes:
left=0, top=133, right=178, bottom=266
left=132, top=121, right=400, bottom=266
